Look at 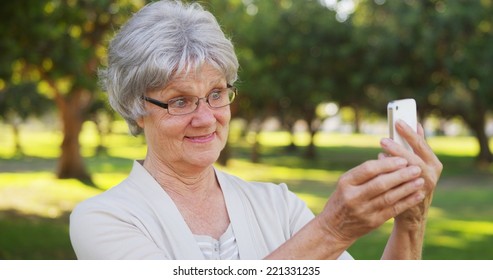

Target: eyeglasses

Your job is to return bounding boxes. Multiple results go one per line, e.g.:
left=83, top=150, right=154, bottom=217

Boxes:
left=142, top=85, right=237, bottom=116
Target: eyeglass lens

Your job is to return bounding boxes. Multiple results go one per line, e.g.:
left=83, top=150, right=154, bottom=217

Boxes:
left=167, top=88, right=235, bottom=115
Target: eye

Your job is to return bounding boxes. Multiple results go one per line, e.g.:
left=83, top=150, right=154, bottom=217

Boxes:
left=209, top=90, right=223, bottom=101
left=168, top=96, right=193, bottom=108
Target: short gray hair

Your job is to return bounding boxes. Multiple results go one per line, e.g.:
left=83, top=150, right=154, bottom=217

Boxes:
left=99, top=0, right=239, bottom=135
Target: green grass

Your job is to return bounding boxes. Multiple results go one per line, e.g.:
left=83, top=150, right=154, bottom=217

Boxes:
left=1, top=121, right=493, bottom=259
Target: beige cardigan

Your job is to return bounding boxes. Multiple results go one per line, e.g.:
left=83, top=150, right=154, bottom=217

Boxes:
left=70, top=161, right=352, bottom=260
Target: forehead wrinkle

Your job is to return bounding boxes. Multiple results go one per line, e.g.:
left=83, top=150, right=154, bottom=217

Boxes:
left=165, top=67, right=226, bottom=93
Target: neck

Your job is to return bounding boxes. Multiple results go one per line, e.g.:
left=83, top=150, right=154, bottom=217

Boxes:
left=141, top=156, right=217, bottom=196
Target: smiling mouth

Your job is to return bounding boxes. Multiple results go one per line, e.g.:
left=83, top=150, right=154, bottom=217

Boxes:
left=186, top=133, right=216, bottom=143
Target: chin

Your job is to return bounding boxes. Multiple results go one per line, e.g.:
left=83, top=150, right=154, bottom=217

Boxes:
left=188, top=153, right=220, bottom=168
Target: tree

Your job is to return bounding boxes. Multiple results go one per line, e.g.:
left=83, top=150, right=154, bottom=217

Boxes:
left=220, top=0, right=345, bottom=159
left=0, top=0, right=143, bottom=182
left=354, top=0, right=493, bottom=164
left=434, top=0, right=493, bottom=164
left=0, top=82, right=52, bottom=156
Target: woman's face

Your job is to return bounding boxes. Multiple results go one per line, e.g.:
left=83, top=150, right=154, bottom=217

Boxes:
left=138, top=64, right=231, bottom=172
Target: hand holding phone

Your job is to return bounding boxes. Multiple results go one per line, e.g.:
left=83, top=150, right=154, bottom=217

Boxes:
left=387, top=98, right=417, bottom=152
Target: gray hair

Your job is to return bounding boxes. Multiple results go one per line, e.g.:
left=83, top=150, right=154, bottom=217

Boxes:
left=99, top=0, right=239, bottom=135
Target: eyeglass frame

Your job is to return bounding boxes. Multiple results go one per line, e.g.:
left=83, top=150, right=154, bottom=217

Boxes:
left=142, top=85, right=237, bottom=116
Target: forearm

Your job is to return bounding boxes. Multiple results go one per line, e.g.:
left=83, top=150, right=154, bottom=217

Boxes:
left=381, top=217, right=427, bottom=260
left=382, top=190, right=433, bottom=260
left=264, top=216, right=352, bottom=260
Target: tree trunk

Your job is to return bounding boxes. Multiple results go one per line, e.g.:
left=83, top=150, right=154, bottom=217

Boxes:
left=285, top=122, right=298, bottom=153
left=462, top=100, right=493, bottom=166
left=92, top=115, right=107, bottom=156
left=303, top=111, right=318, bottom=159
left=251, top=131, right=261, bottom=163
left=56, top=89, right=93, bottom=183
left=248, top=119, right=262, bottom=163
left=304, top=128, right=317, bottom=159
left=12, top=122, right=23, bottom=157
left=353, top=104, right=361, bottom=134
left=469, top=115, right=493, bottom=166
left=217, top=141, right=230, bottom=166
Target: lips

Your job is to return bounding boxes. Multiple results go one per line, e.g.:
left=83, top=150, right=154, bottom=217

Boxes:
left=185, top=132, right=216, bottom=143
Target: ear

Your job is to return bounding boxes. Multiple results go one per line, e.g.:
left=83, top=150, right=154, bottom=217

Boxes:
left=136, top=116, right=145, bottom=129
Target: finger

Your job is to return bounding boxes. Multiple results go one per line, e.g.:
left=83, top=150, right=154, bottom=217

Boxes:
left=377, top=153, right=387, bottom=160
left=353, top=181, right=425, bottom=229
left=396, top=121, right=442, bottom=168
left=363, top=165, right=422, bottom=199
left=371, top=177, right=425, bottom=211
left=396, top=119, right=417, bottom=133
left=384, top=127, right=443, bottom=197
left=338, top=157, right=408, bottom=186
left=417, top=123, right=425, bottom=137
left=380, top=137, right=415, bottom=159
left=379, top=189, right=426, bottom=220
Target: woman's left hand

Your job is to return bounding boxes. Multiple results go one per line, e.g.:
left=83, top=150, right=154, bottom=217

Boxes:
left=380, top=120, right=443, bottom=227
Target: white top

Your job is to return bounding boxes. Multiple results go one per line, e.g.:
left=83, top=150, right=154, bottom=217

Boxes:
left=194, top=224, right=239, bottom=260
left=70, top=160, right=353, bottom=260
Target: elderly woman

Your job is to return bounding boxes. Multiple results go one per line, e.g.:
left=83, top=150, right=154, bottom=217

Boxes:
left=69, top=0, right=442, bottom=260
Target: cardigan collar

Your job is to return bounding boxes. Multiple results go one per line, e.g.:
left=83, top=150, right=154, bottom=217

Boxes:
left=128, top=160, right=267, bottom=260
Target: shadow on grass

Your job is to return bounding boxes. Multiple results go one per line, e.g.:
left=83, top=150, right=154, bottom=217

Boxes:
left=422, top=233, right=493, bottom=260
left=347, top=216, right=493, bottom=260
left=77, top=176, right=99, bottom=189
left=0, top=156, right=58, bottom=173
left=1, top=141, right=492, bottom=260
left=0, top=209, right=76, bottom=260
left=0, top=154, right=136, bottom=190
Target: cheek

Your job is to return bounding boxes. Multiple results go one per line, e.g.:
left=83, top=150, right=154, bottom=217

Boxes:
left=217, top=108, right=231, bottom=125
left=144, top=113, right=181, bottom=144
left=157, top=118, right=186, bottom=141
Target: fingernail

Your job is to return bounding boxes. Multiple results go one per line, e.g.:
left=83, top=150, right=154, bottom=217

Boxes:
left=414, top=178, right=425, bottom=187
left=416, top=192, right=425, bottom=202
left=410, top=166, right=421, bottom=176
left=396, top=119, right=408, bottom=128
left=395, top=157, right=407, bottom=166
left=381, top=138, right=393, bottom=147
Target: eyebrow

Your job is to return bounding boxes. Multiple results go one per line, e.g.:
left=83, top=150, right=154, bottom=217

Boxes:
left=160, top=78, right=227, bottom=98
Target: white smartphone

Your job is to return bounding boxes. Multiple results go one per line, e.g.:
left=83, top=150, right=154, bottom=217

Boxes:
left=387, top=98, right=417, bottom=152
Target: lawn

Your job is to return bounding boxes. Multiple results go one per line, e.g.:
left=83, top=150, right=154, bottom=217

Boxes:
left=1, top=121, right=493, bottom=259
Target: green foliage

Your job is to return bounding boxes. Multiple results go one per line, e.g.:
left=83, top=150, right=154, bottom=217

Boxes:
left=0, top=83, right=53, bottom=121
left=353, top=0, right=493, bottom=162
left=216, top=0, right=493, bottom=161
left=1, top=0, right=492, bottom=176
left=220, top=0, right=346, bottom=126
left=0, top=0, right=149, bottom=179
left=0, top=0, right=142, bottom=84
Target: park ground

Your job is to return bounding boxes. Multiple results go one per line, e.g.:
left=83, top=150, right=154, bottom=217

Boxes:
left=1, top=120, right=493, bottom=259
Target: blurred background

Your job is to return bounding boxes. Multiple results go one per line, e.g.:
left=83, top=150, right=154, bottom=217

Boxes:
left=0, top=0, right=492, bottom=259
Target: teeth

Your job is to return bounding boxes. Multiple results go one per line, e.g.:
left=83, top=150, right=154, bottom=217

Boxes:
left=187, top=133, right=214, bottom=141
left=191, top=133, right=212, bottom=138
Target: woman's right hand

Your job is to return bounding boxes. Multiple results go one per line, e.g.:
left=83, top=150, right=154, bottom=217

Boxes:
left=316, top=156, right=426, bottom=245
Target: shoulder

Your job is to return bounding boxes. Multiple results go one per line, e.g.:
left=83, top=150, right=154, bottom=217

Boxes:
left=70, top=178, right=136, bottom=225
left=71, top=161, right=163, bottom=217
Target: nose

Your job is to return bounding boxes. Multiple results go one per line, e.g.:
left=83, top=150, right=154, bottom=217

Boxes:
left=190, top=98, right=216, bottom=127
left=194, top=97, right=208, bottom=107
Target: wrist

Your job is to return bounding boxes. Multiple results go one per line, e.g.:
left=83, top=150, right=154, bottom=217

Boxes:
left=394, top=199, right=430, bottom=226
left=314, top=215, right=355, bottom=249
left=394, top=216, right=426, bottom=233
